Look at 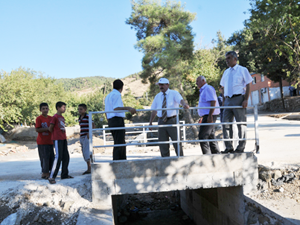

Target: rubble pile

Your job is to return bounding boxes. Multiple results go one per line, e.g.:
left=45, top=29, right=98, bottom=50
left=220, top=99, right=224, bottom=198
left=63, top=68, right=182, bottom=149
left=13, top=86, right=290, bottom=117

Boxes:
left=256, top=165, right=300, bottom=202
left=0, top=145, right=29, bottom=156
left=0, top=177, right=92, bottom=225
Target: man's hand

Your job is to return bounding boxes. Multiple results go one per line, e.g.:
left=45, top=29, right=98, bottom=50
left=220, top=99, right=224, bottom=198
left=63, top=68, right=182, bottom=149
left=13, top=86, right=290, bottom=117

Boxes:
left=183, top=103, right=190, bottom=109
left=207, top=115, right=213, bottom=123
left=129, top=107, right=136, bottom=115
left=242, top=100, right=248, bottom=108
left=149, top=122, right=153, bottom=131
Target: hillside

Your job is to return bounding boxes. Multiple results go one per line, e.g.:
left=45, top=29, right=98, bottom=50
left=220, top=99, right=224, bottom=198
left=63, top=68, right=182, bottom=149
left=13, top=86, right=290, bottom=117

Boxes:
left=55, top=76, right=115, bottom=92
left=56, top=73, right=151, bottom=99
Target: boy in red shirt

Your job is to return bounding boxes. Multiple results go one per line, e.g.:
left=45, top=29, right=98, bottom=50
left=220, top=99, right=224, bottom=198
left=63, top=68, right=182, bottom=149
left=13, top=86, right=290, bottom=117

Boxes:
left=35, top=103, right=54, bottom=179
left=48, top=101, right=73, bottom=184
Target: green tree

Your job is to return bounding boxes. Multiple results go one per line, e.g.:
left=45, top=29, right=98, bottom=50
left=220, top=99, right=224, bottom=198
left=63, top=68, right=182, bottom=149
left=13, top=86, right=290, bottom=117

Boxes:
left=248, top=0, right=300, bottom=83
left=126, top=0, right=198, bottom=136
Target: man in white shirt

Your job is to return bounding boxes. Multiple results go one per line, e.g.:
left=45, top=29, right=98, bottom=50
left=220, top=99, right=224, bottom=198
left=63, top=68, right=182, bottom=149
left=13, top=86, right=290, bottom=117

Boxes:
left=105, top=79, right=136, bottom=160
left=220, top=51, right=253, bottom=154
left=149, top=78, right=189, bottom=157
left=196, top=76, right=220, bottom=154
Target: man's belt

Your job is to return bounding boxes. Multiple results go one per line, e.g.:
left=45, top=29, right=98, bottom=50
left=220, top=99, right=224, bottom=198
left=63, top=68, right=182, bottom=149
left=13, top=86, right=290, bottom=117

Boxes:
left=108, top=116, right=123, bottom=121
left=159, top=115, right=176, bottom=120
left=225, top=94, right=242, bottom=99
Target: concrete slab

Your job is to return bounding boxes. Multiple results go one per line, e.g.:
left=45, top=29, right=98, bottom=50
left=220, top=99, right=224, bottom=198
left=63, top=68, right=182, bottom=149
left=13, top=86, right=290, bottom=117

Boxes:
left=92, top=153, right=258, bottom=205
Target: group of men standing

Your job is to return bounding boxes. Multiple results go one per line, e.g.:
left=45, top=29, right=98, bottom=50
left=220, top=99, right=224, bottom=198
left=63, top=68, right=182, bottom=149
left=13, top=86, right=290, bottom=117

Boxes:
left=105, top=51, right=253, bottom=160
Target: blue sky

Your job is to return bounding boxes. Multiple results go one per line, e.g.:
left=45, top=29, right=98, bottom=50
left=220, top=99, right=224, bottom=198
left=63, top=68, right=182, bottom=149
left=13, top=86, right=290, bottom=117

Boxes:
left=0, top=0, right=251, bottom=79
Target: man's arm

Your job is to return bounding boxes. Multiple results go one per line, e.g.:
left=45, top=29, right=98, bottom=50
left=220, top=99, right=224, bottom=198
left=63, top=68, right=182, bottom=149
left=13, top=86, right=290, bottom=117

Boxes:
left=114, top=107, right=136, bottom=115
left=242, top=83, right=250, bottom=108
left=207, top=101, right=216, bottom=123
left=180, top=99, right=190, bottom=109
left=149, top=111, right=157, bottom=130
left=36, top=127, right=50, bottom=133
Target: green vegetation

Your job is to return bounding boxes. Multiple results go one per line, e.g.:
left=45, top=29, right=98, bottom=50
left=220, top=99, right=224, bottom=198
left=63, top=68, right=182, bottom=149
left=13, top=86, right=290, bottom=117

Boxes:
left=55, top=76, right=115, bottom=92
left=0, top=68, right=144, bottom=130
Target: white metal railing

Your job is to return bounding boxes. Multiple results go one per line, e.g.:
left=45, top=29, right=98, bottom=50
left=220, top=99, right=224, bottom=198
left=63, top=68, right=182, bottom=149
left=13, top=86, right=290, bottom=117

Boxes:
left=102, top=121, right=186, bottom=148
left=88, top=105, right=260, bottom=162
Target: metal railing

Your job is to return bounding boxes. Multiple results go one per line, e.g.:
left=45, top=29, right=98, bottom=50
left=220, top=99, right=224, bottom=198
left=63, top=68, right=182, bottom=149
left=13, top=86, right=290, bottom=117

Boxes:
left=88, top=105, right=259, bottom=162
left=102, top=121, right=186, bottom=148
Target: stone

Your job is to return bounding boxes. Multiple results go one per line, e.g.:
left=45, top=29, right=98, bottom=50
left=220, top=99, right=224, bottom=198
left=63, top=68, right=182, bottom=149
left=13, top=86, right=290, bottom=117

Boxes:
left=259, top=171, right=272, bottom=182
left=279, top=187, right=284, bottom=193
left=182, top=215, right=189, bottom=221
left=0, top=213, right=17, bottom=225
left=63, top=201, right=74, bottom=212
left=118, top=215, right=128, bottom=223
left=272, top=170, right=282, bottom=180
left=33, top=214, right=39, bottom=222
left=43, top=214, right=54, bottom=223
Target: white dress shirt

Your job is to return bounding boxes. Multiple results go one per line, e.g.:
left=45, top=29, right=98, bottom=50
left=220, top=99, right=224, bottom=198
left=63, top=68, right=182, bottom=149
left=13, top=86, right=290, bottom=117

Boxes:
left=198, top=84, right=220, bottom=117
left=151, top=89, right=183, bottom=117
left=220, top=64, right=253, bottom=97
left=105, top=89, right=125, bottom=119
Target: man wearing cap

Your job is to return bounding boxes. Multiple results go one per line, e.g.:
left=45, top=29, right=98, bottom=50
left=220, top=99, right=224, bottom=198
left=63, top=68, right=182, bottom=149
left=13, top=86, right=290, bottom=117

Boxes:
left=149, top=78, right=189, bottom=157
left=220, top=51, right=253, bottom=154
left=105, top=79, right=136, bottom=160
left=196, top=76, right=220, bottom=154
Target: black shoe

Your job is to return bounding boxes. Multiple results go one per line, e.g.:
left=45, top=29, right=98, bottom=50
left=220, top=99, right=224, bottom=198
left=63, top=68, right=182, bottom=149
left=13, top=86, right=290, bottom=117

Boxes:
left=221, top=149, right=234, bottom=154
left=234, top=149, right=244, bottom=153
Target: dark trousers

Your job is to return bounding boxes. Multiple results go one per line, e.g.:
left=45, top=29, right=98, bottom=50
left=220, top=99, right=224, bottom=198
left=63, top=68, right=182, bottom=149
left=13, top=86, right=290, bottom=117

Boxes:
left=108, top=117, right=126, bottom=160
left=223, top=95, right=247, bottom=151
left=198, top=115, right=220, bottom=154
left=50, top=140, right=70, bottom=179
left=158, top=117, right=183, bottom=157
left=38, top=144, right=54, bottom=173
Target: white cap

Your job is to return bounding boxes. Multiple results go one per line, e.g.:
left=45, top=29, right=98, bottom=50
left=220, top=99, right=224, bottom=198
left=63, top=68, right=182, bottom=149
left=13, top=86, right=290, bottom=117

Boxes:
left=156, top=78, right=169, bottom=85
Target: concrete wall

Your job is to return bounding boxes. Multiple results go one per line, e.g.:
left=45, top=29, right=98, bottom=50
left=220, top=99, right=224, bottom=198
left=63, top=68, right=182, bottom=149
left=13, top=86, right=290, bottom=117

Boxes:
left=92, top=153, right=258, bottom=224
left=180, top=189, right=298, bottom=225
left=181, top=187, right=245, bottom=225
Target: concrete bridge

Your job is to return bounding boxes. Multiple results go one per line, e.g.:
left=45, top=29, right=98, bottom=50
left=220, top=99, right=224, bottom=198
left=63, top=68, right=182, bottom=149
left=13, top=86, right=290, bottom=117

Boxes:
left=77, top=107, right=298, bottom=225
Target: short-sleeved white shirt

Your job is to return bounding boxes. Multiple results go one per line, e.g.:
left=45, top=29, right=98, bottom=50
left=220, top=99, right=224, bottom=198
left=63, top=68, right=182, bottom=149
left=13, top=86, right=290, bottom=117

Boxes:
left=198, top=84, right=220, bottom=117
left=220, top=64, right=253, bottom=97
left=151, top=89, right=183, bottom=117
left=105, top=89, right=125, bottom=119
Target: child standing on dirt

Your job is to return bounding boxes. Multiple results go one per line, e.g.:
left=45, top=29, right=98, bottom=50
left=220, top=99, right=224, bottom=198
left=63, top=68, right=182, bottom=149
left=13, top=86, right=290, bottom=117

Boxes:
left=78, top=104, right=94, bottom=175
left=48, top=101, right=73, bottom=184
left=35, top=103, right=54, bottom=179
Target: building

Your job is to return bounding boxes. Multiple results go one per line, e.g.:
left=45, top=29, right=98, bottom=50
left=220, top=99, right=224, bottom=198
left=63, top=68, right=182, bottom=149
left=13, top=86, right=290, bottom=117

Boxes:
left=248, top=74, right=291, bottom=106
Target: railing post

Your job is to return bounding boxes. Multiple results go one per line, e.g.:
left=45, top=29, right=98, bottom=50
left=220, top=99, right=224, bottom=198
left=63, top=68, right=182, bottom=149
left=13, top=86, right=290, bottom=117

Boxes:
left=176, top=109, right=180, bottom=157
left=143, top=123, right=147, bottom=148
left=103, top=125, right=106, bottom=152
left=88, top=112, right=94, bottom=163
left=254, top=105, right=260, bottom=153
left=182, top=121, right=186, bottom=146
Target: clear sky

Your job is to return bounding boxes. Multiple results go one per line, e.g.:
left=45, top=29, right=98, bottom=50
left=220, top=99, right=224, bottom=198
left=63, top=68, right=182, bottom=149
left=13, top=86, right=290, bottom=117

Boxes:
left=0, top=0, right=251, bottom=79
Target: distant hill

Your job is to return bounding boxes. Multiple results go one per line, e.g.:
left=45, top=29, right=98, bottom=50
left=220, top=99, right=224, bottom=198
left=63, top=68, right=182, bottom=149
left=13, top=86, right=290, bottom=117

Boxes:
left=55, top=76, right=115, bottom=92
left=55, top=72, right=151, bottom=98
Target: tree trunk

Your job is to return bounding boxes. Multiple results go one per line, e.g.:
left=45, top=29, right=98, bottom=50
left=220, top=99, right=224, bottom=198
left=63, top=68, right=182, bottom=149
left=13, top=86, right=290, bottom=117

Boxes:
left=279, top=78, right=285, bottom=110
left=178, top=84, right=198, bottom=138
left=102, top=83, right=106, bottom=108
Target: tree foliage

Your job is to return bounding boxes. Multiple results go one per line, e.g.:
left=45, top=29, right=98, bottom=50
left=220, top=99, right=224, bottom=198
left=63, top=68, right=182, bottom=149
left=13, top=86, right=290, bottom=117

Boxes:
left=56, top=76, right=115, bottom=92
left=126, top=0, right=196, bottom=90
left=247, top=0, right=300, bottom=82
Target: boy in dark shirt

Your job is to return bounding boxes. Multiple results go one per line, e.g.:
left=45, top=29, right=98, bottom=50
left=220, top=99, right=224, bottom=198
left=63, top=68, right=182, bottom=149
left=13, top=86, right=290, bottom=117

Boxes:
left=35, top=103, right=54, bottom=179
left=78, top=104, right=94, bottom=175
left=48, top=101, right=73, bottom=184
